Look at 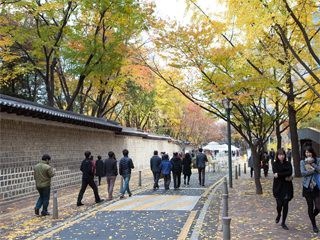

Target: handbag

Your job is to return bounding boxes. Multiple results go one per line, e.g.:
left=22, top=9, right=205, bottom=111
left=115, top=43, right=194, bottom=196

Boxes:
left=285, top=176, right=293, bottom=181
left=314, top=174, right=320, bottom=190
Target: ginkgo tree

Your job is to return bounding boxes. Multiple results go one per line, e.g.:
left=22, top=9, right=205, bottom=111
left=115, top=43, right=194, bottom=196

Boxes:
left=210, top=0, right=320, bottom=176
left=140, top=14, right=290, bottom=193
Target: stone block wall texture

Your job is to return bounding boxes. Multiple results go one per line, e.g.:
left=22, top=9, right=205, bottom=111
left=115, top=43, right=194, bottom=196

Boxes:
left=0, top=113, right=180, bottom=202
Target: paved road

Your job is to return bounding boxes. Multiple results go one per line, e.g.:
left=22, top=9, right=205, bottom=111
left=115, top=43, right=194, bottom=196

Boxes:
left=32, top=171, right=226, bottom=240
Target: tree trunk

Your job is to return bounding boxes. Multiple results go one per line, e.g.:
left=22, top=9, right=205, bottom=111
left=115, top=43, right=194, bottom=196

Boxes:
left=275, top=101, right=282, bottom=150
left=288, top=98, right=301, bottom=177
left=286, top=68, right=301, bottom=177
left=251, top=146, right=263, bottom=194
left=47, top=58, right=57, bottom=107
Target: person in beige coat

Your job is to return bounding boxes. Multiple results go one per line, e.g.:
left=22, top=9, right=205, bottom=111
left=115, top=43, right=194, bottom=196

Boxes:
left=34, top=154, right=55, bottom=216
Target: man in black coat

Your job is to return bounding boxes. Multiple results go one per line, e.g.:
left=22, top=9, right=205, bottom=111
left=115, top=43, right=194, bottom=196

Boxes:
left=196, top=148, right=208, bottom=186
left=150, top=150, right=161, bottom=190
left=77, top=151, right=104, bottom=206
left=95, top=156, right=104, bottom=185
left=170, top=152, right=182, bottom=189
left=269, top=148, right=275, bottom=165
left=287, top=148, right=292, bottom=163
left=261, top=151, right=270, bottom=177
left=119, top=149, right=134, bottom=199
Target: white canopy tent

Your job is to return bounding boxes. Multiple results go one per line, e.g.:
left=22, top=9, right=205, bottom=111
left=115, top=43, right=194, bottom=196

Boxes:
left=203, top=142, right=239, bottom=152
left=203, top=141, right=221, bottom=151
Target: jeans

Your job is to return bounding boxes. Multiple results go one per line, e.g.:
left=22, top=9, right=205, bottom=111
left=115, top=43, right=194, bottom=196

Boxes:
left=153, top=172, right=160, bottom=189
left=184, top=175, right=190, bottom=184
left=172, top=172, right=181, bottom=189
left=163, top=174, right=171, bottom=189
left=121, top=174, right=131, bottom=196
left=35, top=186, right=51, bottom=216
left=77, top=178, right=101, bottom=204
left=250, top=167, right=254, bottom=178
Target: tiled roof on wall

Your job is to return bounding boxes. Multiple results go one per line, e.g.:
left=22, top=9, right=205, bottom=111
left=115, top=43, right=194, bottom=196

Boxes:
left=0, top=94, right=122, bottom=132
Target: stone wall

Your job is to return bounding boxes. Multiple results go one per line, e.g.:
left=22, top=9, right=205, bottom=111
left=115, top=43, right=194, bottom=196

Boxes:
left=0, top=113, right=180, bottom=202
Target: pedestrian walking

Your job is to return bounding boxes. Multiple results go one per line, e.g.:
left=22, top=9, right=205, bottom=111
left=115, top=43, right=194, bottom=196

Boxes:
left=171, top=152, right=182, bottom=189
left=90, top=155, right=96, bottom=176
left=269, top=148, right=275, bottom=165
left=248, top=155, right=254, bottom=178
left=119, top=149, right=134, bottom=199
left=261, top=151, right=270, bottom=177
left=95, top=155, right=104, bottom=185
left=161, top=152, right=166, bottom=160
left=104, top=151, right=118, bottom=200
left=272, top=149, right=293, bottom=230
left=300, top=145, right=320, bottom=233
left=287, top=148, right=292, bottom=163
left=159, top=154, right=172, bottom=190
left=150, top=150, right=161, bottom=190
left=196, top=148, right=208, bottom=186
left=182, top=152, right=192, bottom=185
left=34, top=154, right=55, bottom=216
left=77, top=151, right=104, bottom=206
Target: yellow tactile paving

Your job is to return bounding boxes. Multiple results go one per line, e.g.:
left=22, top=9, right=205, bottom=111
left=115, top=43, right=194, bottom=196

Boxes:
left=132, top=195, right=181, bottom=210
left=102, top=195, right=158, bottom=211
left=158, top=200, right=195, bottom=210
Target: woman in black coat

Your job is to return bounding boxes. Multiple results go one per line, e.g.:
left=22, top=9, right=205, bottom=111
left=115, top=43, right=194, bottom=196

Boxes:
left=95, top=156, right=104, bottom=185
left=272, top=148, right=294, bottom=230
left=182, top=153, right=192, bottom=185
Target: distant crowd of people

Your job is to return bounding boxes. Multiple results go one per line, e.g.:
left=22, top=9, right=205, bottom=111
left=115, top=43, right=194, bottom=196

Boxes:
left=247, top=148, right=292, bottom=178
left=150, top=148, right=208, bottom=190
left=247, top=146, right=320, bottom=233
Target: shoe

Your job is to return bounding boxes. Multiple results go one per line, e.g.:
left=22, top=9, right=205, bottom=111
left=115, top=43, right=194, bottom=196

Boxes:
left=77, top=203, right=84, bottom=206
left=153, top=188, right=156, bottom=191
left=187, top=183, right=190, bottom=185
left=129, top=193, right=133, bottom=197
left=35, top=209, right=39, bottom=215
left=202, top=184, right=205, bottom=187
left=120, top=195, right=126, bottom=199
left=96, top=199, right=104, bottom=204
left=41, top=212, right=50, bottom=216
left=313, top=226, right=319, bottom=233
left=281, top=223, right=289, bottom=230
left=275, top=215, right=280, bottom=223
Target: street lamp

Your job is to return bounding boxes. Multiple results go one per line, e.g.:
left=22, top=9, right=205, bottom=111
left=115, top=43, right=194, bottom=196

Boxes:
left=222, top=98, right=233, bottom=188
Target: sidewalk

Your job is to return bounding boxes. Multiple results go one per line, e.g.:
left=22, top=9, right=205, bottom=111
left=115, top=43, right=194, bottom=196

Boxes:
left=215, top=172, right=320, bottom=239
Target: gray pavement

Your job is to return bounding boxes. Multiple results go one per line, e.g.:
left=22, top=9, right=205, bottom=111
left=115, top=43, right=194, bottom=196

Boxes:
left=32, top=170, right=227, bottom=240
